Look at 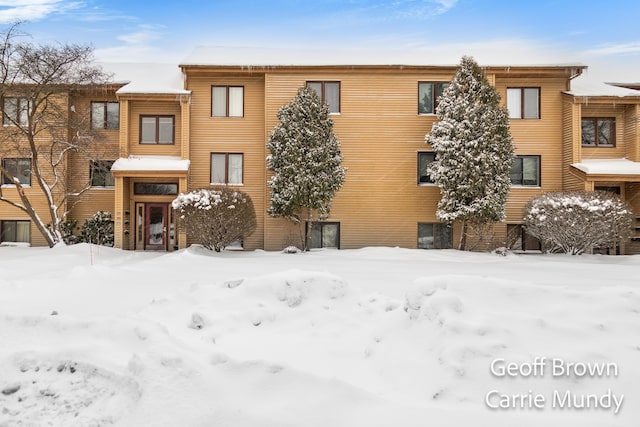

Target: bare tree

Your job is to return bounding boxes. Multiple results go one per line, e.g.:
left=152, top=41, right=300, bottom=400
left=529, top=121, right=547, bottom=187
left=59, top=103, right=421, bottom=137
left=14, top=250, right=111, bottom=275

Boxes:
left=0, top=22, right=113, bottom=247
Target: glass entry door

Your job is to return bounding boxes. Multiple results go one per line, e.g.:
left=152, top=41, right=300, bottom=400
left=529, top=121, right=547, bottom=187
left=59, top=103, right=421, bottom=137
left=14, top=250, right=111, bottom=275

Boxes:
left=145, top=203, right=167, bottom=250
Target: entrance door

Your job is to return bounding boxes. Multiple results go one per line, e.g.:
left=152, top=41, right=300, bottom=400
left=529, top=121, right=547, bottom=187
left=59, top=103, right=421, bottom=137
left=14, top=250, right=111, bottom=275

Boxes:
left=145, top=203, right=167, bottom=250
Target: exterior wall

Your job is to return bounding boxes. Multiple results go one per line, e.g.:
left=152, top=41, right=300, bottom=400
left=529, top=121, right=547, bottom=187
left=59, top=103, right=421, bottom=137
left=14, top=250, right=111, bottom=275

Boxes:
left=67, top=92, right=119, bottom=233
left=625, top=105, right=639, bottom=162
left=262, top=68, right=457, bottom=250
left=0, top=92, right=72, bottom=246
left=562, top=97, right=585, bottom=191
left=581, top=104, right=627, bottom=159
left=185, top=73, right=266, bottom=250
left=497, top=77, right=568, bottom=224
left=127, top=100, right=182, bottom=157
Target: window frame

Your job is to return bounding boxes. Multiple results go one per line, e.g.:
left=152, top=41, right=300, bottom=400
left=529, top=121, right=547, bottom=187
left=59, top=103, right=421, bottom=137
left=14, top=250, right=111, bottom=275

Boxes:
left=307, top=221, right=341, bottom=249
left=506, top=87, right=540, bottom=119
left=91, top=101, right=120, bottom=130
left=0, top=220, right=31, bottom=244
left=506, top=224, right=541, bottom=252
left=417, top=151, right=436, bottom=185
left=90, top=160, right=115, bottom=188
left=306, top=81, right=341, bottom=114
left=211, top=85, right=245, bottom=118
left=510, top=155, right=541, bottom=187
left=1, top=158, right=32, bottom=186
left=581, top=117, right=616, bottom=147
left=139, top=115, right=175, bottom=145
left=210, top=152, right=244, bottom=185
left=418, top=222, right=453, bottom=249
left=418, top=82, right=449, bottom=115
left=2, top=97, right=30, bottom=127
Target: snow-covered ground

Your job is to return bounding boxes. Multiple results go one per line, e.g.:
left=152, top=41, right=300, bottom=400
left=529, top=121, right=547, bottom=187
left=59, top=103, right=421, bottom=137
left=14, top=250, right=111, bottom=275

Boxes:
left=1, top=244, right=638, bottom=426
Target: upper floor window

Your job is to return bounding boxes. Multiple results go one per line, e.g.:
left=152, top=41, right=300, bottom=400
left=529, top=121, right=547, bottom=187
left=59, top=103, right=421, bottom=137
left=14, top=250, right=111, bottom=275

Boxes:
left=510, top=155, right=540, bottom=186
left=140, top=115, right=174, bottom=144
left=418, top=152, right=436, bottom=184
left=507, top=87, right=540, bottom=119
left=418, top=82, right=449, bottom=114
left=212, top=86, right=244, bottom=117
left=2, top=158, right=31, bottom=186
left=91, top=101, right=119, bottom=130
left=307, top=81, right=340, bottom=114
left=211, top=153, right=243, bottom=184
left=582, top=118, right=615, bottom=147
left=90, top=160, right=115, bottom=188
left=2, top=97, right=30, bottom=126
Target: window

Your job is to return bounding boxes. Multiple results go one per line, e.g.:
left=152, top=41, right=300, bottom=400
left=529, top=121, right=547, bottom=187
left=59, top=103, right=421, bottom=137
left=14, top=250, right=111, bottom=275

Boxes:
left=308, top=222, right=340, bottom=249
left=90, top=160, right=115, bottom=188
left=507, top=87, right=540, bottom=119
left=212, top=86, right=244, bottom=117
left=510, top=156, right=540, bottom=186
left=418, top=82, right=449, bottom=114
left=507, top=224, right=540, bottom=251
left=418, top=152, right=436, bottom=184
left=595, top=186, right=620, bottom=195
left=582, top=118, right=615, bottom=147
left=2, top=158, right=31, bottom=185
left=140, top=115, right=174, bottom=144
left=211, top=153, right=243, bottom=184
left=418, top=223, right=452, bottom=249
left=133, top=183, right=178, bottom=195
left=91, top=101, right=119, bottom=130
left=307, top=81, right=340, bottom=114
left=0, top=220, right=30, bottom=243
left=2, top=97, right=30, bottom=126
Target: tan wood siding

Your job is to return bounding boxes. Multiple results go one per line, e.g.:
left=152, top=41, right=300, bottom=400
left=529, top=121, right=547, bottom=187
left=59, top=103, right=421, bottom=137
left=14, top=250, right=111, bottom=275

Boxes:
left=496, top=78, right=567, bottom=224
left=185, top=75, right=266, bottom=250
left=580, top=104, right=626, bottom=159
left=128, top=101, right=182, bottom=157
left=625, top=105, right=639, bottom=162
left=562, top=98, right=584, bottom=191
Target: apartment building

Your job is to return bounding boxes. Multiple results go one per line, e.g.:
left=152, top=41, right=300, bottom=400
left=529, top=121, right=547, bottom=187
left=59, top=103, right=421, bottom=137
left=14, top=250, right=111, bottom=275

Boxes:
left=2, top=50, right=640, bottom=253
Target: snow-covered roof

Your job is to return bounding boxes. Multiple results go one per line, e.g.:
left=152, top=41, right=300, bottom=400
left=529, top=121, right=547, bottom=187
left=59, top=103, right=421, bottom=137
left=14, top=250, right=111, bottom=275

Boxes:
left=179, top=46, right=585, bottom=69
left=565, top=75, right=640, bottom=97
left=571, top=158, right=640, bottom=175
left=111, top=156, right=190, bottom=172
left=100, top=63, right=189, bottom=95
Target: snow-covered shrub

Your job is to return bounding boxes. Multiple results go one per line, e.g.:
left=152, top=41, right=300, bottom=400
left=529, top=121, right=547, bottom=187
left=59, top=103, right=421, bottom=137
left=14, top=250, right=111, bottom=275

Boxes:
left=60, top=218, right=79, bottom=244
left=172, top=187, right=256, bottom=252
left=80, top=211, right=114, bottom=246
left=524, top=191, right=633, bottom=255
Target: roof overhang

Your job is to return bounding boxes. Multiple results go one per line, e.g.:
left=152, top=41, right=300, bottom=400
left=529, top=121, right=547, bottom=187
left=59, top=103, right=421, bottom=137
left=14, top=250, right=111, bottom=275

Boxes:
left=570, top=158, right=640, bottom=182
left=111, top=156, right=190, bottom=178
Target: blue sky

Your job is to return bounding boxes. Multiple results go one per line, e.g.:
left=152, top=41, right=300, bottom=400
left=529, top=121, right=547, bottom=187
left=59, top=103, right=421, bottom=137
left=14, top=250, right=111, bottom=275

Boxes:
left=2, top=0, right=640, bottom=81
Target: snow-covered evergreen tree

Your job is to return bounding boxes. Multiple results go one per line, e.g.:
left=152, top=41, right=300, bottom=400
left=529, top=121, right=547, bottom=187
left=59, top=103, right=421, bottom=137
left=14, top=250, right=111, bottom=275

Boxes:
left=426, top=56, right=515, bottom=250
left=267, top=86, right=346, bottom=250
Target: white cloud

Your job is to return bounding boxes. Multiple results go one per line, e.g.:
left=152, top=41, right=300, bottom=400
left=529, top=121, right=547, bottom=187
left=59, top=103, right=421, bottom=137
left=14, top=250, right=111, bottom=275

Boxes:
left=582, top=42, right=640, bottom=57
left=117, top=24, right=163, bottom=45
left=0, top=0, right=83, bottom=23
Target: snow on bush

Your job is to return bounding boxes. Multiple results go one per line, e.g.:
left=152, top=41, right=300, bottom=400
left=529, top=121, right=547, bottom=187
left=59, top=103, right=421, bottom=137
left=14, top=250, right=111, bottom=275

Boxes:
left=172, top=187, right=256, bottom=252
left=524, top=191, right=633, bottom=255
left=80, top=211, right=114, bottom=246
